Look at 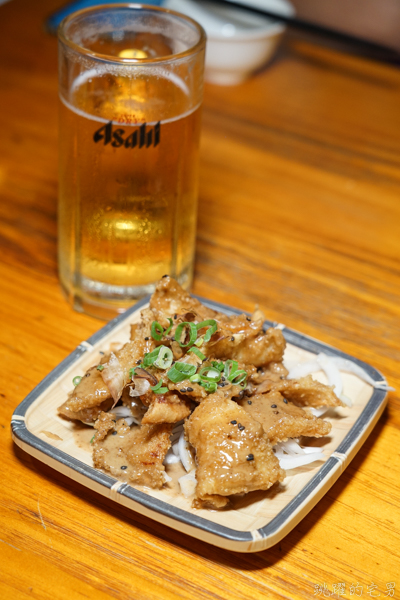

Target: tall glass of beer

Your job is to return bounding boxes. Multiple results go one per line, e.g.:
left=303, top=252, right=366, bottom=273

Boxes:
left=58, top=4, right=206, bottom=319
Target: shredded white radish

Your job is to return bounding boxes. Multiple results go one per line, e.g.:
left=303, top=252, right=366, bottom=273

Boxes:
left=308, top=406, right=330, bottom=417
left=286, top=360, right=320, bottom=380
left=178, top=470, right=197, bottom=497
left=330, top=357, right=394, bottom=390
left=172, top=442, right=180, bottom=456
left=277, top=453, right=324, bottom=470
left=129, top=378, right=150, bottom=397
left=178, top=430, right=194, bottom=472
left=317, top=353, right=343, bottom=397
left=274, top=440, right=324, bottom=469
left=164, top=450, right=181, bottom=465
left=111, top=405, right=142, bottom=425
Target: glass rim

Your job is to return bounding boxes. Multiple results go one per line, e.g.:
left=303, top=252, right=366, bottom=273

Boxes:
left=58, top=2, right=207, bottom=65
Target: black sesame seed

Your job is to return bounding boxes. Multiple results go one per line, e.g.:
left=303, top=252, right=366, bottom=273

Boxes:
left=247, top=400, right=252, bottom=405
left=180, top=388, right=186, bottom=393
left=99, top=351, right=105, bottom=355
left=136, top=360, right=142, bottom=364
left=238, top=424, right=245, bottom=431
left=85, top=373, right=90, bottom=377
left=230, top=420, right=237, bottom=425
left=218, top=382, right=224, bottom=387
left=121, top=465, right=128, bottom=470
left=174, top=314, right=177, bottom=319
left=230, top=336, right=235, bottom=342
left=221, top=376, right=226, bottom=382
left=246, top=454, right=254, bottom=461
left=246, top=317, right=251, bottom=322
left=283, top=398, right=288, bottom=404
left=112, top=431, right=117, bottom=435
left=144, top=337, right=149, bottom=341
left=162, top=274, right=169, bottom=278
left=273, top=411, right=279, bottom=415
left=186, top=387, right=193, bottom=392
left=271, top=404, right=277, bottom=408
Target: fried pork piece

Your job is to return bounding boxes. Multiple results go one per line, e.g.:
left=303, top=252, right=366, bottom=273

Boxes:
left=149, top=276, right=286, bottom=367
left=93, top=412, right=172, bottom=488
left=238, top=391, right=331, bottom=445
left=150, top=276, right=217, bottom=324
left=141, top=392, right=191, bottom=424
left=256, top=374, right=344, bottom=407
left=58, top=398, right=114, bottom=423
left=59, top=366, right=112, bottom=414
left=59, top=335, right=148, bottom=420
left=208, top=327, right=286, bottom=368
left=185, top=392, right=285, bottom=509
left=251, top=362, right=289, bottom=384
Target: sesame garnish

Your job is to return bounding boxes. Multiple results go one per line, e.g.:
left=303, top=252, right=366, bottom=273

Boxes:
left=180, top=388, right=186, bottom=393
left=136, top=360, right=142, bottom=364
left=283, top=398, right=288, bottom=404
left=121, top=465, right=128, bottom=470
left=238, top=424, right=245, bottom=431
left=162, top=274, right=169, bottom=278
left=246, top=454, right=254, bottom=461
left=230, top=336, right=235, bottom=342
left=144, top=337, right=149, bottom=341
left=246, top=317, right=251, bottom=322
left=230, top=420, right=237, bottom=425
left=271, top=404, right=277, bottom=408
left=112, top=431, right=117, bottom=435
left=273, top=411, right=279, bottom=415
left=187, top=387, right=193, bottom=392
left=174, top=314, right=177, bottom=319
left=247, top=400, right=252, bottom=405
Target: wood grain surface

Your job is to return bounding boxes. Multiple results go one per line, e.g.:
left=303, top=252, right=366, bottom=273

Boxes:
left=1, top=1, right=399, bottom=598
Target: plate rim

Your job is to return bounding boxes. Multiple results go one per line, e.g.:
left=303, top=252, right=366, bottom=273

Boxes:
left=11, top=295, right=388, bottom=551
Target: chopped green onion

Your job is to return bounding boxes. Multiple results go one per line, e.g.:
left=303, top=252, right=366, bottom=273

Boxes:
left=200, top=380, right=218, bottom=393
left=90, top=434, right=95, bottom=445
left=228, top=369, right=247, bottom=385
left=129, top=367, right=136, bottom=380
left=143, top=346, right=163, bottom=368
left=211, top=361, right=224, bottom=372
left=164, top=318, right=173, bottom=336
left=196, top=319, right=218, bottom=343
left=199, top=366, right=221, bottom=383
left=151, top=379, right=169, bottom=394
left=188, top=347, right=205, bottom=361
left=174, top=362, right=197, bottom=376
left=167, top=367, right=186, bottom=383
left=151, top=321, right=164, bottom=341
left=194, top=336, right=204, bottom=347
left=224, top=360, right=238, bottom=379
left=154, top=346, right=173, bottom=370
left=189, top=374, right=200, bottom=383
left=174, top=322, right=198, bottom=347
left=96, top=365, right=104, bottom=371
left=72, top=376, right=82, bottom=386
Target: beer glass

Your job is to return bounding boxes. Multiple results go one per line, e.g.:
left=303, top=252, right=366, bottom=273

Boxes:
left=58, top=4, right=206, bottom=319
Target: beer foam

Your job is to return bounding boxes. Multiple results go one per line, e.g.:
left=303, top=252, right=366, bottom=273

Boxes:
left=62, top=67, right=198, bottom=126
left=70, top=67, right=190, bottom=97
left=59, top=92, right=201, bottom=127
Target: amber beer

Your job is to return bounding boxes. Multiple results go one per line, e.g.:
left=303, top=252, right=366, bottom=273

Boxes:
left=58, top=5, right=205, bottom=318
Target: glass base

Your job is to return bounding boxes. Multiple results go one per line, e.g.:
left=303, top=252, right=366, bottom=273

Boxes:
left=60, top=269, right=192, bottom=320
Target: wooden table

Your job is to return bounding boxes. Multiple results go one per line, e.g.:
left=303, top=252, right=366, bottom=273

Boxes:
left=1, top=1, right=399, bottom=598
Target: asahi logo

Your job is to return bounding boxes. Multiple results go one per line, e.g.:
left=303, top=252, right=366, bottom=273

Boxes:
left=93, top=121, right=160, bottom=148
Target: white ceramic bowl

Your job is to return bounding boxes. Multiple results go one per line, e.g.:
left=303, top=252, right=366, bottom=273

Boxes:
left=164, top=0, right=295, bottom=85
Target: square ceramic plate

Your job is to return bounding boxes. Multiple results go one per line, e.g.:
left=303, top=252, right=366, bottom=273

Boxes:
left=11, top=296, right=389, bottom=552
